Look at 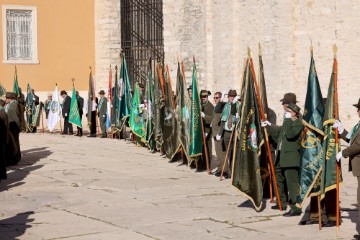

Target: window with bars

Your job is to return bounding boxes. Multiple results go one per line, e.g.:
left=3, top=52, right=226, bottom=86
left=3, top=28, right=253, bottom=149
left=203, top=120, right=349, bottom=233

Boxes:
left=2, top=5, right=38, bottom=64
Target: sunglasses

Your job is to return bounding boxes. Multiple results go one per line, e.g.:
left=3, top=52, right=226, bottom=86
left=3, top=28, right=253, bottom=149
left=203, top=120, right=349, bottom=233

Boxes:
left=214, top=97, right=219, bottom=99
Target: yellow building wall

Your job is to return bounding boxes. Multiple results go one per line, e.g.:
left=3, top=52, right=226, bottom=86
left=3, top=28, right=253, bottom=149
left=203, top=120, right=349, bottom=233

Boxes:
left=0, top=0, right=95, bottom=92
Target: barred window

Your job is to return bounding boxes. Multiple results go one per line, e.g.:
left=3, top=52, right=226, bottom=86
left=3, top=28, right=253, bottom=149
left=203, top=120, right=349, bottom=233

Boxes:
left=2, top=5, right=38, bottom=64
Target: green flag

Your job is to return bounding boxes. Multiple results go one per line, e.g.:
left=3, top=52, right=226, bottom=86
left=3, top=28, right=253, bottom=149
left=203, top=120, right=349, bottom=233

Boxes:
left=175, top=62, right=191, bottom=160
left=129, top=82, right=146, bottom=141
left=154, top=63, right=165, bottom=150
left=320, top=57, right=343, bottom=198
left=296, top=54, right=325, bottom=207
left=25, top=83, right=36, bottom=131
left=13, top=67, right=20, bottom=98
left=232, top=58, right=264, bottom=211
left=163, top=67, right=180, bottom=159
left=0, top=83, right=6, bottom=96
left=189, top=62, right=202, bottom=159
left=119, top=54, right=132, bottom=130
left=145, top=58, right=155, bottom=150
left=69, top=85, right=82, bottom=128
left=112, top=66, right=120, bottom=128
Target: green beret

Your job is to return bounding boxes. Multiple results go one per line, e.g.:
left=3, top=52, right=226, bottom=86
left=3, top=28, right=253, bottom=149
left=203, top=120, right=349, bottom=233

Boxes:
left=287, top=102, right=301, bottom=114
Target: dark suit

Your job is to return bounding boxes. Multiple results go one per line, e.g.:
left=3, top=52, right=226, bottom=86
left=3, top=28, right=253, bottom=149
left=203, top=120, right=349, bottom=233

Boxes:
left=213, top=102, right=226, bottom=172
left=267, top=117, right=303, bottom=211
left=200, top=100, right=214, bottom=169
left=77, top=96, right=84, bottom=136
left=89, top=98, right=98, bottom=136
left=0, top=109, right=8, bottom=179
left=62, top=95, right=73, bottom=134
left=18, top=93, right=26, bottom=131
left=6, top=100, right=21, bottom=164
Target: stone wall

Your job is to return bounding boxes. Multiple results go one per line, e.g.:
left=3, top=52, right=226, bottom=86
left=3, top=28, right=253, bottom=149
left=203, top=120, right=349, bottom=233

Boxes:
left=94, top=0, right=121, bottom=93
left=163, top=0, right=360, bottom=127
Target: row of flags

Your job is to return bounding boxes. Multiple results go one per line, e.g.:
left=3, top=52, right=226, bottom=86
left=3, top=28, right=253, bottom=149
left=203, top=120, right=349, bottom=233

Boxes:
left=11, top=49, right=341, bottom=216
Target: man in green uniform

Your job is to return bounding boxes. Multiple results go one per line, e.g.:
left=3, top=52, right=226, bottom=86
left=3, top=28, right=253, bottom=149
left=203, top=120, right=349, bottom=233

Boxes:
left=263, top=100, right=303, bottom=216
left=333, top=98, right=360, bottom=238
left=5, top=92, right=21, bottom=164
left=199, top=90, right=214, bottom=170
left=212, top=92, right=226, bottom=175
left=215, top=89, right=239, bottom=178
left=98, top=90, right=107, bottom=138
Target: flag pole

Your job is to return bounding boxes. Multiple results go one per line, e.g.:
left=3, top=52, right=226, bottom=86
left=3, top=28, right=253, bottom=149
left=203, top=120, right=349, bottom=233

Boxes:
left=333, top=44, right=340, bottom=236
left=181, top=61, right=187, bottom=164
left=41, top=109, right=45, bottom=134
left=194, top=56, right=210, bottom=174
left=259, top=43, right=274, bottom=202
left=248, top=47, right=282, bottom=211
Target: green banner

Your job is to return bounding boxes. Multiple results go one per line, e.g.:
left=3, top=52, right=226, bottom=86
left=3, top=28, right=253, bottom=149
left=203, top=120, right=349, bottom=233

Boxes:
left=154, top=63, right=164, bottom=150
left=69, top=86, right=82, bottom=128
left=232, top=58, right=264, bottom=211
left=320, top=58, right=343, bottom=198
left=25, top=83, right=36, bottom=131
left=87, top=70, right=95, bottom=126
left=297, top=55, right=325, bottom=207
left=129, top=82, right=146, bottom=141
left=189, top=62, right=202, bottom=158
left=175, top=62, right=191, bottom=160
left=119, top=54, right=132, bottom=130
left=163, top=68, right=180, bottom=159
left=13, top=67, right=20, bottom=99
left=112, top=66, right=120, bottom=128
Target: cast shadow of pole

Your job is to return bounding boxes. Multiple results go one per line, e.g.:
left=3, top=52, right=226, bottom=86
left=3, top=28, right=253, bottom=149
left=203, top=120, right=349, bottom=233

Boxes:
left=237, top=199, right=268, bottom=212
left=341, top=205, right=360, bottom=236
left=0, top=211, right=34, bottom=240
left=1, top=147, right=52, bottom=192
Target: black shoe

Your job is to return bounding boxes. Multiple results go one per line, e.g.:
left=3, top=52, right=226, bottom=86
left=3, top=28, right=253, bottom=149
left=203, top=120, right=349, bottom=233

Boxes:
left=353, top=234, right=360, bottom=240
left=87, top=134, right=96, bottom=137
left=283, top=210, right=302, bottom=217
left=100, top=135, right=107, bottom=138
left=271, top=205, right=287, bottom=211
left=214, top=171, right=221, bottom=177
left=299, top=219, right=323, bottom=225
left=323, top=220, right=338, bottom=227
left=74, top=133, right=80, bottom=136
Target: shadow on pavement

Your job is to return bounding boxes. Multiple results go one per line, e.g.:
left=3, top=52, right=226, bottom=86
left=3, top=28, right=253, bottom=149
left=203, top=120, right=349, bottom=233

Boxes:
left=0, top=147, right=52, bottom=192
left=342, top=205, right=359, bottom=235
left=0, top=211, right=34, bottom=240
left=237, top=199, right=267, bottom=212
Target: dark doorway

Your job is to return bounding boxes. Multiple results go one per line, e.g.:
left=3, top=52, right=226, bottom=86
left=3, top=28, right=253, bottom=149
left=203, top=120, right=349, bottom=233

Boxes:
left=121, top=0, right=164, bottom=87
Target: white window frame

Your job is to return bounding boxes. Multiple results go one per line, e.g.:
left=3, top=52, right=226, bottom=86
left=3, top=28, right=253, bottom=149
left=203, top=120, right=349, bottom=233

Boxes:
left=2, top=5, right=39, bottom=64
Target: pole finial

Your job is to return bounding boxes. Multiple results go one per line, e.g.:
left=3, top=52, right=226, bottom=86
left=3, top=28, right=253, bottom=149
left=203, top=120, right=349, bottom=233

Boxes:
left=193, top=55, right=196, bottom=64
left=310, top=38, right=313, bottom=56
left=333, top=44, right=337, bottom=58
left=258, top=43, right=262, bottom=56
left=247, top=47, right=251, bottom=58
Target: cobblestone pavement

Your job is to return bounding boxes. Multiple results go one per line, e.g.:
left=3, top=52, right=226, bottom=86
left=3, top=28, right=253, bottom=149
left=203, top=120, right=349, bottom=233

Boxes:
left=0, top=133, right=358, bottom=239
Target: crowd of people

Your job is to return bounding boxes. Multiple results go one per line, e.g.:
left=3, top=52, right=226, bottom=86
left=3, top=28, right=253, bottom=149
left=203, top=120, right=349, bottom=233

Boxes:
left=1, top=80, right=359, bottom=238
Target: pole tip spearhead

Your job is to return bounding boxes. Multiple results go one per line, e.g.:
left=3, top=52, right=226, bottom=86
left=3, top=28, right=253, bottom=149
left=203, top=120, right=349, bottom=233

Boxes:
left=333, top=44, right=337, bottom=58
left=258, top=43, right=262, bottom=56
left=247, top=47, right=252, bottom=58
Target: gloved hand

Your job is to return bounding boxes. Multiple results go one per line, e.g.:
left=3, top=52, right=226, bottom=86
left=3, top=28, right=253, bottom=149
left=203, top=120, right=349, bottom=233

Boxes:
left=102, top=115, right=106, bottom=118
left=233, top=95, right=240, bottom=103
left=235, top=113, right=239, bottom=119
left=216, top=134, right=222, bottom=141
left=336, top=150, right=343, bottom=162
left=139, top=104, right=145, bottom=108
left=333, top=120, right=344, bottom=134
left=65, top=113, right=68, bottom=117
left=201, top=112, right=205, bottom=118
left=261, top=120, right=271, bottom=127
left=285, top=112, right=292, bottom=119
left=205, top=132, right=208, bottom=137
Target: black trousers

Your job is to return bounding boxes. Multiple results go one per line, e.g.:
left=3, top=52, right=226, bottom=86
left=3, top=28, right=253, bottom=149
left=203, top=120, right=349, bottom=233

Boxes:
left=9, top=122, right=21, bottom=164
left=77, top=113, right=83, bottom=135
left=63, top=116, right=73, bottom=134
left=90, top=111, right=97, bottom=135
left=0, top=143, right=6, bottom=179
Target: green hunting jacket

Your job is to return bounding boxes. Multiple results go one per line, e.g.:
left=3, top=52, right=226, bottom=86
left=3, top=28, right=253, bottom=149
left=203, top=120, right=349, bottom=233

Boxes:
left=267, top=117, right=303, bottom=168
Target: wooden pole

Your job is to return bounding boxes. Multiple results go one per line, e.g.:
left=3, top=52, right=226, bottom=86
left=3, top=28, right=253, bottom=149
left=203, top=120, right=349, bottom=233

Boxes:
left=333, top=45, right=340, bottom=236
left=165, top=65, right=176, bottom=108
left=220, top=128, right=235, bottom=181
left=318, top=195, right=322, bottom=230
left=248, top=48, right=283, bottom=211
left=268, top=164, right=274, bottom=201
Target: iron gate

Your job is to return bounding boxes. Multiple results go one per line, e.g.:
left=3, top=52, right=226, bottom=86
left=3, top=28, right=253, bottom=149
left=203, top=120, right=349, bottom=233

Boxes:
left=121, top=0, right=164, bottom=86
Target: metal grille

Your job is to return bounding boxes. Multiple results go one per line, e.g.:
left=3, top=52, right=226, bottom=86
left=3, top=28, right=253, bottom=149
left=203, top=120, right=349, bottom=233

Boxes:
left=121, top=0, right=164, bottom=86
left=6, top=9, right=33, bottom=60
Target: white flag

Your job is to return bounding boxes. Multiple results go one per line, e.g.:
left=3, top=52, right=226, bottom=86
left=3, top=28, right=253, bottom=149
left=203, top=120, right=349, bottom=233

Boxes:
left=47, top=85, right=62, bottom=132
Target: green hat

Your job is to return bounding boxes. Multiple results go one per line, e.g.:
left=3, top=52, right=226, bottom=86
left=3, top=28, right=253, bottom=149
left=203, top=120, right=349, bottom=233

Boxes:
left=353, top=98, right=360, bottom=108
left=280, top=92, right=297, bottom=104
left=287, top=102, right=301, bottom=114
